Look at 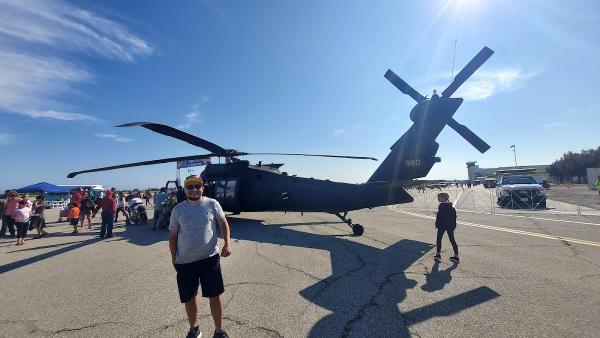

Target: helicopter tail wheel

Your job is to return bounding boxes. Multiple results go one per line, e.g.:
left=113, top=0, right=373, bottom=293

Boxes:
left=352, top=224, right=364, bottom=236
left=333, top=212, right=364, bottom=236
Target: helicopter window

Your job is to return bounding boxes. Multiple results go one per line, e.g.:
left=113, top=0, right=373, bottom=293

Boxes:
left=226, top=180, right=236, bottom=199
left=215, top=181, right=226, bottom=199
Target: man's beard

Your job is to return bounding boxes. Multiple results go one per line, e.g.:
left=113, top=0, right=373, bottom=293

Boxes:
left=187, top=195, right=201, bottom=201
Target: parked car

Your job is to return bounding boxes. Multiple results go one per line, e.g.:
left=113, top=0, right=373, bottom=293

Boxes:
left=496, top=175, right=546, bottom=209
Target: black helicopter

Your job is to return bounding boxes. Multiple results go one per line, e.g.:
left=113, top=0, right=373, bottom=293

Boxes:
left=68, top=46, right=494, bottom=235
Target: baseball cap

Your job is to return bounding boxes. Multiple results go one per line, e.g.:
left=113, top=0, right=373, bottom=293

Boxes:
left=184, top=175, right=204, bottom=186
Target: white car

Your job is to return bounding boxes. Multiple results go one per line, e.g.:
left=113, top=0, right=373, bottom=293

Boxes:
left=496, top=175, right=546, bottom=209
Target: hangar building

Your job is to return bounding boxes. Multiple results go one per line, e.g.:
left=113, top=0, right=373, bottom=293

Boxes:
left=466, top=162, right=551, bottom=182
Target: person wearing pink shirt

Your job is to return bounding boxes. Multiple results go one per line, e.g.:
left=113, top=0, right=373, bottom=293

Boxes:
left=2, top=190, right=19, bottom=238
left=14, top=199, right=32, bottom=245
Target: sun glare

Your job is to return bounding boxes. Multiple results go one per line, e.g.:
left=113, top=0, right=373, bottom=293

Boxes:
left=451, top=0, right=485, bottom=15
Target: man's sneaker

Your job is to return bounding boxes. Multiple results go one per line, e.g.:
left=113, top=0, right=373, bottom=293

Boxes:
left=213, top=331, right=229, bottom=338
left=450, top=256, right=460, bottom=263
left=434, top=254, right=441, bottom=261
left=186, top=326, right=202, bottom=338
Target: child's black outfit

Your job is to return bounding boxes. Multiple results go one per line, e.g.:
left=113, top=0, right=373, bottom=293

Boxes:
left=435, top=201, right=459, bottom=258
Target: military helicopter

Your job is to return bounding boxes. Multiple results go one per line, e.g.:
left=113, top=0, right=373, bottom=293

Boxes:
left=68, top=46, right=494, bottom=235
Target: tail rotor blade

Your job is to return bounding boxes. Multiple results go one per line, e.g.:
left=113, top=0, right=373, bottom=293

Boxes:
left=67, top=154, right=213, bottom=178
left=442, top=47, right=494, bottom=98
left=447, top=118, right=490, bottom=153
left=385, top=69, right=425, bottom=102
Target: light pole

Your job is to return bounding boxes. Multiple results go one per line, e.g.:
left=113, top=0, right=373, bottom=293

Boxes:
left=510, top=144, right=518, bottom=166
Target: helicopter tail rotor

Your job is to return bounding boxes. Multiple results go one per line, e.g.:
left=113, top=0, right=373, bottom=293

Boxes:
left=384, top=46, right=493, bottom=154
left=442, top=46, right=494, bottom=98
left=447, top=118, right=490, bottom=153
left=384, top=69, right=425, bottom=102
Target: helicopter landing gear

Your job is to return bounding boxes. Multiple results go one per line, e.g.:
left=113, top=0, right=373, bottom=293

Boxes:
left=334, top=212, right=364, bottom=236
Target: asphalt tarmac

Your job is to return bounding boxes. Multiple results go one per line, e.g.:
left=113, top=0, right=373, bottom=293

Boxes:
left=1, top=195, right=599, bottom=337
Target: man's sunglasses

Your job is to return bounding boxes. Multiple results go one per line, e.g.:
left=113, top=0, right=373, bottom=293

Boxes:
left=186, top=184, right=203, bottom=190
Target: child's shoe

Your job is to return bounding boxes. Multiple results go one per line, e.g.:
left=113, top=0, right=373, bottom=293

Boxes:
left=450, top=256, right=460, bottom=263
left=434, top=254, right=441, bottom=261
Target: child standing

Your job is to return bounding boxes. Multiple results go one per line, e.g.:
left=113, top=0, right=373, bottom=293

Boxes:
left=69, top=202, right=81, bottom=234
left=434, top=192, right=459, bottom=262
left=14, top=199, right=32, bottom=245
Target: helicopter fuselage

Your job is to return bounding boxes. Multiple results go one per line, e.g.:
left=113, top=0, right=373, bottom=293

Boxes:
left=201, top=161, right=413, bottom=213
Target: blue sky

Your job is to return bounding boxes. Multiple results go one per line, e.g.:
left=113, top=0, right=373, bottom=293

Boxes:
left=1, top=0, right=599, bottom=191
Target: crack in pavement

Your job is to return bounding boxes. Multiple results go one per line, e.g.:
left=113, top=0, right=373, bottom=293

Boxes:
left=254, top=242, right=322, bottom=281
left=0, top=319, right=130, bottom=336
left=341, top=272, right=420, bottom=338
left=53, top=321, right=129, bottom=334
left=307, top=237, right=369, bottom=302
left=222, top=282, right=284, bottom=310
left=527, top=219, right=600, bottom=268
left=223, top=315, right=284, bottom=337
left=579, top=273, right=600, bottom=280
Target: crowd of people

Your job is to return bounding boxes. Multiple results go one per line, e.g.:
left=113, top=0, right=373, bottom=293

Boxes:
left=0, top=187, right=175, bottom=244
left=1, top=190, right=48, bottom=245
left=2, top=178, right=233, bottom=338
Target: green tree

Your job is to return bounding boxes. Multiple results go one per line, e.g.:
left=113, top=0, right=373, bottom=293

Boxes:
left=547, top=147, right=600, bottom=182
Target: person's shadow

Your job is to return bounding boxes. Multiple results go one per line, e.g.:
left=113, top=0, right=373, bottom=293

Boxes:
left=420, top=260, right=459, bottom=292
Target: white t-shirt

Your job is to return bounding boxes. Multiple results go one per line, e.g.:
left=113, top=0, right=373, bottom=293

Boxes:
left=169, top=197, right=225, bottom=264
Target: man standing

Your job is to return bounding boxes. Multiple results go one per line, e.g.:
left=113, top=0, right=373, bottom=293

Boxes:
left=169, top=176, right=231, bottom=338
left=152, top=187, right=168, bottom=230
left=92, top=190, right=117, bottom=238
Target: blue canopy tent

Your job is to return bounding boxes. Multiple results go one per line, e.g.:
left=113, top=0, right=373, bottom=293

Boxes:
left=16, top=182, right=70, bottom=194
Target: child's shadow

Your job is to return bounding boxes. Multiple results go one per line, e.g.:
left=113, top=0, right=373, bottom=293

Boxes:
left=421, top=260, right=458, bottom=292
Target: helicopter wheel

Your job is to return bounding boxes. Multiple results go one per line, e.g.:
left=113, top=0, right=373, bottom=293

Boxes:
left=352, top=224, right=364, bottom=236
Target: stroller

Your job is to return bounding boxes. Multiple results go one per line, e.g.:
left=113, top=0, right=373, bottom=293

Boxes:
left=129, top=202, right=148, bottom=225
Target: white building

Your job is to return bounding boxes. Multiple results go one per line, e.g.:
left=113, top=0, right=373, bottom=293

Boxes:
left=466, top=162, right=551, bottom=182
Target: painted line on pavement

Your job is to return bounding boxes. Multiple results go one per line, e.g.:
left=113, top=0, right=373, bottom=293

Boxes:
left=455, top=209, right=600, bottom=226
left=454, top=189, right=464, bottom=207
left=389, top=206, right=600, bottom=248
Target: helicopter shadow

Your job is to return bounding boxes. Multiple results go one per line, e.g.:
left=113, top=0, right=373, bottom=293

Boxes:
left=229, top=216, right=500, bottom=337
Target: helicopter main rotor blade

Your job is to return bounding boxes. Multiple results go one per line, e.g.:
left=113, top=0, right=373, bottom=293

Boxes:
left=67, top=154, right=213, bottom=178
left=117, top=122, right=229, bottom=156
left=447, top=118, right=490, bottom=153
left=442, top=46, right=494, bottom=98
left=384, top=69, right=425, bottom=102
left=245, top=152, right=378, bottom=161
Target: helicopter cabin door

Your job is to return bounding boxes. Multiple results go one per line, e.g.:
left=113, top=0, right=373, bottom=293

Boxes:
left=210, top=179, right=240, bottom=213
